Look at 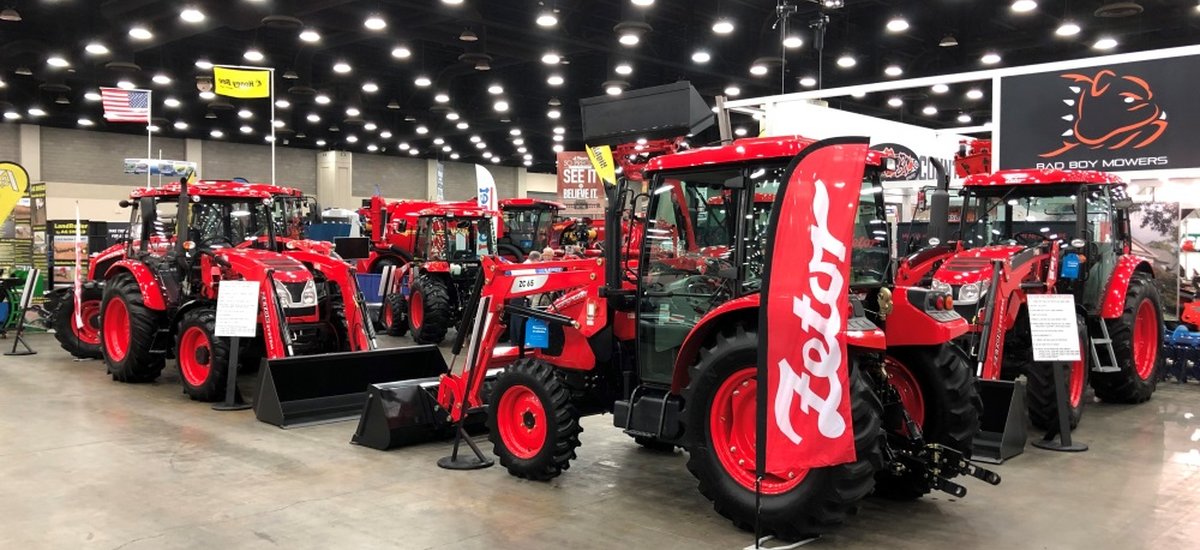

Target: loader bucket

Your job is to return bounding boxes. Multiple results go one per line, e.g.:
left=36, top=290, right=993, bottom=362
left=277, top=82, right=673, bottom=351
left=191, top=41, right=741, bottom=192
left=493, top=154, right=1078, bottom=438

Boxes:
left=351, top=379, right=453, bottom=450
left=971, top=379, right=1028, bottom=464
left=254, top=345, right=448, bottom=428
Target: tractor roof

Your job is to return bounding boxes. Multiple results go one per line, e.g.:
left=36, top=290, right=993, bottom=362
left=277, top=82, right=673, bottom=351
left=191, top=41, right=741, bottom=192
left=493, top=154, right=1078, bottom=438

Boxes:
left=386, top=199, right=480, bottom=218
left=963, top=169, right=1126, bottom=187
left=129, top=180, right=303, bottom=199
left=416, top=205, right=495, bottom=218
left=500, top=198, right=566, bottom=210
left=646, top=135, right=889, bottom=173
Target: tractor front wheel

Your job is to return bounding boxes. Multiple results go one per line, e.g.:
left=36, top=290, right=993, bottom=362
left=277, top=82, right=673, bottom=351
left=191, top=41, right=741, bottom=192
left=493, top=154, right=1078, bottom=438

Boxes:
left=683, top=326, right=883, bottom=541
left=408, top=274, right=452, bottom=344
left=874, top=345, right=981, bottom=500
left=384, top=292, right=408, bottom=337
left=100, top=274, right=164, bottom=383
left=1025, top=315, right=1089, bottom=430
left=52, top=287, right=103, bottom=359
left=488, top=358, right=582, bottom=480
left=1092, top=273, right=1164, bottom=403
left=176, top=307, right=230, bottom=402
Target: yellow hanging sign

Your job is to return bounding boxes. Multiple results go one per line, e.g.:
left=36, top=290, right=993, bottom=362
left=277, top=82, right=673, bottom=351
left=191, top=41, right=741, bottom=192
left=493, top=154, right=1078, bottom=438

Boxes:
left=213, top=66, right=271, bottom=99
left=0, top=161, right=30, bottom=226
left=585, top=144, right=617, bottom=186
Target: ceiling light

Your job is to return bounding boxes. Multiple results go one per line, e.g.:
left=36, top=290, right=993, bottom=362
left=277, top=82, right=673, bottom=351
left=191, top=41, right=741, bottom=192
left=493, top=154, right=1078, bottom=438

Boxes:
left=409, top=149, right=419, bottom=155
left=886, top=17, right=909, bottom=32
left=799, top=76, right=816, bottom=87
left=398, top=142, right=410, bottom=150
left=299, top=29, right=321, bottom=42
left=364, top=14, right=387, bottom=30
left=316, top=139, right=327, bottom=147
left=836, top=55, right=856, bottom=68
left=606, top=84, right=622, bottom=95
left=78, top=118, right=94, bottom=127
left=494, top=100, right=510, bottom=112
left=276, top=99, right=290, bottom=109
left=238, top=109, right=253, bottom=119
left=174, top=121, right=189, bottom=130
left=491, top=157, right=500, bottom=164
left=517, top=146, right=527, bottom=153
left=547, top=74, right=564, bottom=86
left=456, top=121, right=469, bottom=129
left=749, top=64, right=768, bottom=76
left=147, top=124, right=161, bottom=133
left=433, top=137, right=445, bottom=145
left=85, top=42, right=109, bottom=55
left=434, top=93, right=450, bottom=103
left=1011, top=1, right=1037, bottom=13
left=416, top=125, right=429, bottom=134
left=981, top=52, right=1002, bottom=64
left=822, top=0, right=845, bottom=7
left=240, top=125, right=253, bottom=134
left=211, top=129, right=224, bottom=138
left=27, top=107, right=46, bottom=117
left=536, top=11, right=558, bottom=27
left=364, top=122, right=377, bottom=131
left=553, top=144, right=565, bottom=153
left=85, top=91, right=103, bottom=102
left=46, top=55, right=69, bottom=68
left=180, top=7, right=205, bottom=23
left=487, top=84, right=504, bottom=95
left=939, top=34, right=958, bottom=47
left=510, top=128, right=522, bottom=136
left=3, top=111, right=20, bottom=121
left=619, top=33, right=639, bottom=46
left=692, top=50, right=711, bottom=63
left=333, top=61, right=352, bottom=73
left=712, top=18, right=734, bottom=34
left=450, top=153, right=460, bottom=160
left=782, top=35, right=803, bottom=48
left=391, top=46, right=412, bottom=59
left=367, top=144, right=379, bottom=152
left=615, top=63, right=633, bottom=75
left=523, top=153, right=533, bottom=160
left=442, top=0, right=464, bottom=5
left=446, top=112, right=460, bottom=120
left=851, top=91, right=866, bottom=98
left=547, top=109, right=561, bottom=119
left=272, top=119, right=284, bottom=127
left=723, top=86, right=741, bottom=97
left=164, top=97, right=181, bottom=108
left=0, top=7, right=20, bottom=22
left=129, top=26, right=153, bottom=40
left=315, top=94, right=331, bottom=104
left=966, top=88, right=985, bottom=100
left=931, top=83, right=949, bottom=94
left=244, top=48, right=265, bottom=62
left=307, top=113, right=320, bottom=122
left=553, top=135, right=564, bottom=142
left=346, top=135, right=359, bottom=143
left=14, top=66, right=30, bottom=75
left=152, top=73, right=171, bottom=85
left=885, top=65, right=903, bottom=77
left=541, top=52, right=561, bottom=64
left=118, top=80, right=137, bottom=90
left=957, top=113, right=973, bottom=123
left=888, top=97, right=903, bottom=107
left=361, top=82, right=379, bottom=93
left=1056, top=21, right=1081, bottom=37
left=1093, top=36, right=1118, bottom=50
left=922, top=105, right=938, bottom=115
left=346, top=107, right=361, bottom=117
left=195, top=59, right=213, bottom=70
left=199, top=90, right=215, bottom=101
left=414, top=75, right=432, bottom=87
left=470, top=135, right=482, bottom=143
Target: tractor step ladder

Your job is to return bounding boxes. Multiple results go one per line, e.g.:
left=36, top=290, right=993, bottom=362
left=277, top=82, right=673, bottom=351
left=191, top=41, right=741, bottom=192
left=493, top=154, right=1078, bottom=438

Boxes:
left=1089, top=321, right=1122, bottom=373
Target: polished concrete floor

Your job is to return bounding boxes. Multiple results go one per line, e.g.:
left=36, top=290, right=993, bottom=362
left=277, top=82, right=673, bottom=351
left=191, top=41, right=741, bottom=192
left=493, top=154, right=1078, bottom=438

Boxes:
left=2, top=332, right=1199, bottom=549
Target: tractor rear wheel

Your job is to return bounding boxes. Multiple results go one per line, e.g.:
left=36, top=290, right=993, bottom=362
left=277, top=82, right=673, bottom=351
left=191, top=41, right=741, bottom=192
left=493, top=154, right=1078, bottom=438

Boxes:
left=1025, top=314, right=1089, bottom=430
left=683, top=326, right=883, bottom=541
left=488, top=358, right=582, bottom=480
left=52, top=287, right=103, bottom=359
left=1092, top=273, right=1164, bottom=403
left=176, top=307, right=229, bottom=402
left=100, top=273, right=164, bottom=383
left=384, top=292, right=408, bottom=337
left=874, top=345, right=981, bottom=500
left=408, top=274, right=452, bottom=344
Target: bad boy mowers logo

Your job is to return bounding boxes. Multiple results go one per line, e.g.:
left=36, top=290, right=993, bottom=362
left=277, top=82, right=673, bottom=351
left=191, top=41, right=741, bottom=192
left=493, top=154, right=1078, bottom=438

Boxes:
left=1041, top=69, right=1168, bottom=158
left=871, top=143, right=920, bottom=180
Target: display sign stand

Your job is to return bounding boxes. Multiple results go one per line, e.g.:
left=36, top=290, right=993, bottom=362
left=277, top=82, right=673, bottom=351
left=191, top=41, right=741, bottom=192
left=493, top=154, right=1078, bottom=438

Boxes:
left=211, top=336, right=251, bottom=411
left=1027, top=294, right=1087, bottom=453
left=5, top=269, right=39, bottom=356
left=211, top=281, right=258, bottom=412
left=1031, top=361, right=1088, bottom=453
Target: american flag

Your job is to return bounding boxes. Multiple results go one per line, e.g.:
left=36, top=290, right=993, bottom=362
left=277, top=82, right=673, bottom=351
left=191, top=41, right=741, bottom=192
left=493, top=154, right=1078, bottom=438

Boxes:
left=100, top=87, right=150, bottom=123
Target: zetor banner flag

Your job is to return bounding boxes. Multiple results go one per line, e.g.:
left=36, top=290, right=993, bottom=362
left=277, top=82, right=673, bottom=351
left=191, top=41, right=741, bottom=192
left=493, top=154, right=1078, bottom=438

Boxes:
left=213, top=66, right=271, bottom=99
left=758, top=138, right=870, bottom=474
left=998, top=54, right=1200, bottom=172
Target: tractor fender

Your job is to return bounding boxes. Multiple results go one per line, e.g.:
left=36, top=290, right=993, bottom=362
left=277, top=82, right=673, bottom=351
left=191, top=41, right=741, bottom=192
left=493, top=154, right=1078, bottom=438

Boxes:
left=87, top=243, right=127, bottom=281
left=1099, top=255, right=1155, bottom=319
left=895, top=244, right=957, bottom=286
left=104, top=260, right=167, bottom=310
left=369, top=248, right=412, bottom=272
left=670, top=295, right=761, bottom=393
left=884, top=286, right=970, bottom=346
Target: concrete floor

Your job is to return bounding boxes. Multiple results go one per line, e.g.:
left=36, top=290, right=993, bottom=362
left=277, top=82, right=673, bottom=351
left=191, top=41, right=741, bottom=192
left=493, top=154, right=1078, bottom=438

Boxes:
left=2, top=332, right=1200, bottom=549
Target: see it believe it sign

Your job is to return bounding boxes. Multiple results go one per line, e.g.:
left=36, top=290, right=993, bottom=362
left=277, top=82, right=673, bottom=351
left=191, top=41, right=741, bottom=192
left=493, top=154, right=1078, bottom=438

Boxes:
left=557, top=152, right=605, bottom=218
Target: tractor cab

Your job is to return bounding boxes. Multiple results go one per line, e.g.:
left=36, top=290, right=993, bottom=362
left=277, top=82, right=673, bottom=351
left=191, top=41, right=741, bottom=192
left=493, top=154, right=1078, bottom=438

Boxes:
left=499, top=198, right=563, bottom=256
left=412, top=206, right=497, bottom=265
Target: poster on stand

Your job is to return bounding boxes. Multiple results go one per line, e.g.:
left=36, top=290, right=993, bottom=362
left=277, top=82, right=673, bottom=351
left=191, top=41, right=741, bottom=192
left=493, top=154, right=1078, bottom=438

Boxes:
left=1129, top=202, right=1180, bottom=319
left=123, top=158, right=197, bottom=177
left=49, top=220, right=88, bottom=288
left=556, top=152, right=605, bottom=219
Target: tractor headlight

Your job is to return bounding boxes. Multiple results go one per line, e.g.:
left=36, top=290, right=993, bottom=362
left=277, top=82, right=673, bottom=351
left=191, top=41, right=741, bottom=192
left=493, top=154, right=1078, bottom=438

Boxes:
left=957, top=279, right=989, bottom=305
left=931, top=279, right=952, bottom=295
left=273, top=280, right=291, bottom=306
left=300, top=280, right=318, bottom=306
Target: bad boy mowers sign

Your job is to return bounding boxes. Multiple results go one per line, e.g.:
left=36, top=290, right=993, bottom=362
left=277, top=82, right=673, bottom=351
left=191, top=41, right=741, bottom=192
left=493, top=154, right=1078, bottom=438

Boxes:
left=998, top=55, right=1200, bottom=172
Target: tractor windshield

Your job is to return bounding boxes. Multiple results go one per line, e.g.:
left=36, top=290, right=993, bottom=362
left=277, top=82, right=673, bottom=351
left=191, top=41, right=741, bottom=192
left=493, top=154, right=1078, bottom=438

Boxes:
left=501, top=206, right=554, bottom=253
left=272, top=196, right=313, bottom=239
left=417, top=215, right=495, bottom=261
left=188, top=198, right=276, bottom=249
left=959, top=185, right=1113, bottom=248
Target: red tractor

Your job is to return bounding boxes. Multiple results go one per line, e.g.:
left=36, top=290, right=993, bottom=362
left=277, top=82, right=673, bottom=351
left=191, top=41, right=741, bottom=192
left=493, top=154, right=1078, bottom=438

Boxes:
left=497, top=198, right=567, bottom=258
left=55, top=179, right=381, bottom=401
left=356, top=196, right=482, bottom=273
left=897, top=168, right=1164, bottom=431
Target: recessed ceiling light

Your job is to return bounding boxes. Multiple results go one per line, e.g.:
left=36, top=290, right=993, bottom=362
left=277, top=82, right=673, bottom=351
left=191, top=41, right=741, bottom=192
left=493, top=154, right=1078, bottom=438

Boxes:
left=118, top=80, right=137, bottom=90
left=547, top=109, right=562, bottom=119
left=450, top=153, right=460, bottom=160
left=692, top=50, right=711, bottom=63
left=1055, top=21, right=1081, bottom=37
left=931, top=83, right=949, bottom=94
left=541, top=52, right=561, bottom=64
left=456, top=121, right=469, bottom=130
left=180, top=7, right=205, bottom=23
left=364, top=14, right=387, bottom=30
left=129, top=26, right=153, bottom=40
left=886, top=17, right=909, bottom=33
left=553, top=126, right=566, bottom=135
left=517, top=146, right=527, bottom=153
left=474, top=142, right=486, bottom=150
left=199, top=90, right=215, bottom=99
left=238, top=109, right=253, bottom=119
left=364, top=122, right=377, bottom=131
left=244, top=48, right=265, bottom=62
left=851, top=91, right=866, bottom=98
left=367, top=144, right=379, bottom=152
left=782, top=35, right=803, bottom=48
left=446, top=112, right=459, bottom=120
left=398, top=142, right=410, bottom=150
left=494, top=100, right=509, bottom=112
left=553, top=135, right=564, bottom=142
left=391, top=46, right=412, bottom=59
left=414, top=75, right=432, bottom=87
left=85, top=42, right=109, bottom=55
left=240, top=125, right=254, bottom=134
left=315, top=94, right=331, bottom=104
left=553, top=144, right=565, bottom=153
left=712, top=18, right=734, bottom=34
left=434, top=93, right=450, bottom=103
left=981, top=52, right=1002, bottom=64
left=618, top=33, right=639, bottom=46
left=416, top=125, right=429, bottom=134
left=27, top=107, right=46, bottom=117
left=724, top=85, right=741, bottom=96
left=299, top=29, right=321, bottom=42
left=85, top=91, right=102, bottom=101
left=152, top=73, right=171, bottom=85
left=488, top=84, right=504, bottom=94
left=78, top=118, right=94, bottom=127
left=3, top=111, right=20, bottom=121
left=333, top=61, right=352, bottom=73
left=836, top=55, right=856, bottom=68
left=442, top=0, right=464, bottom=5
left=547, top=74, right=564, bottom=86
left=536, top=11, right=558, bottom=27
left=195, top=59, right=213, bottom=70
left=481, top=149, right=491, bottom=156
left=606, top=84, right=622, bottom=95
left=888, top=97, right=903, bottom=107
left=362, top=82, right=379, bottom=93
left=275, top=99, right=290, bottom=109
left=433, top=137, right=445, bottom=145
left=966, top=88, right=985, bottom=100
left=346, top=107, right=361, bottom=117
left=470, top=135, right=482, bottom=143
left=523, top=160, right=532, bottom=166
left=1011, top=1, right=1037, bottom=13
left=799, top=76, right=816, bottom=87
left=46, top=55, right=69, bottom=68
left=523, top=153, right=533, bottom=160
left=316, top=139, right=327, bottom=147
left=957, top=113, right=973, bottom=123
left=613, top=64, right=633, bottom=77
left=307, top=113, right=320, bottom=122
left=750, top=64, right=768, bottom=76
left=1093, top=36, right=1118, bottom=50
left=409, top=148, right=419, bottom=155
left=346, top=135, right=359, bottom=143
left=510, top=128, right=522, bottom=136
left=885, top=65, right=903, bottom=77
left=174, top=121, right=189, bottom=130
left=164, top=97, right=180, bottom=107
left=211, top=129, right=224, bottom=138
left=922, top=105, right=938, bottom=115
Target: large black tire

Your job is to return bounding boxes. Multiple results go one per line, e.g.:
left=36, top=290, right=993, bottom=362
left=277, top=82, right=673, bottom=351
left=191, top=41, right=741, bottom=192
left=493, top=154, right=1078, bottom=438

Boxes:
left=408, top=273, right=452, bottom=344
left=175, top=307, right=229, bottom=402
left=100, top=273, right=165, bottom=383
left=498, top=243, right=525, bottom=263
left=488, top=358, right=582, bottom=481
left=1025, top=314, right=1089, bottom=431
left=384, top=291, right=408, bottom=337
left=52, top=287, right=103, bottom=359
left=875, top=345, right=981, bottom=500
left=370, top=255, right=404, bottom=274
left=1092, top=273, right=1164, bottom=403
left=683, top=326, right=883, bottom=541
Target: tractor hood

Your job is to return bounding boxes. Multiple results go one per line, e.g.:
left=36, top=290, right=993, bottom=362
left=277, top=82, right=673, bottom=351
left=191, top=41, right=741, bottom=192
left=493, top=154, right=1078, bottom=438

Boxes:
left=217, top=247, right=314, bottom=284
left=932, top=245, right=1025, bottom=285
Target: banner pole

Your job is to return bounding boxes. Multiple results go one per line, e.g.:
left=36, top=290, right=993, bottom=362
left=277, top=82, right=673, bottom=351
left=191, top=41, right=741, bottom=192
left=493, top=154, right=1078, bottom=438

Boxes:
left=146, top=89, right=152, bottom=189
left=270, top=68, right=276, bottom=187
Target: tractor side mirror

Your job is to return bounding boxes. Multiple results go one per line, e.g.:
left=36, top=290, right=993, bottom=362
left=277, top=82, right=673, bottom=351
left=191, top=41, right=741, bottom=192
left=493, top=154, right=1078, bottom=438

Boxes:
left=119, top=199, right=132, bottom=208
left=1113, top=197, right=1134, bottom=209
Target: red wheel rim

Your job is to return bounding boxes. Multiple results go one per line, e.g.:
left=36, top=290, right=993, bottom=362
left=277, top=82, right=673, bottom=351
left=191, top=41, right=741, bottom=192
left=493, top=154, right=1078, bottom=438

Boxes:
left=710, top=366, right=806, bottom=495
left=884, top=357, right=925, bottom=430
left=1133, top=300, right=1158, bottom=380
left=74, top=300, right=102, bottom=345
left=496, top=385, right=547, bottom=459
left=178, top=326, right=212, bottom=386
left=1069, top=333, right=1086, bottom=407
left=103, top=298, right=130, bottom=362
left=382, top=301, right=393, bottom=328
left=410, top=290, right=424, bottom=329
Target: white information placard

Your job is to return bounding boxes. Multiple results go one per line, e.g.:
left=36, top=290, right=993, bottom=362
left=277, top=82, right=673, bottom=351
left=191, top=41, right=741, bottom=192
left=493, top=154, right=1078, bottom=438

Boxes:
left=1027, top=294, right=1082, bottom=362
left=215, top=280, right=260, bottom=338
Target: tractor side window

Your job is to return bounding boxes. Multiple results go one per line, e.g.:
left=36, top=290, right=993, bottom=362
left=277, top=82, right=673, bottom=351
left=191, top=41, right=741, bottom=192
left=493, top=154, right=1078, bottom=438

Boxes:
left=415, top=217, right=434, bottom=259
left=852, top=175, right=890, bottom=286
left=742, top=164, right=785, bottom=291
left=1086, top=186, right=1113, bottom=244
left=153, top=200, right=178, bottom=242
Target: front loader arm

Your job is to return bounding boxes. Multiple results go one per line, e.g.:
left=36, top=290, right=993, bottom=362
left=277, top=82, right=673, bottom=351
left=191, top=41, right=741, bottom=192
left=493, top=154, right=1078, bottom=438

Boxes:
left=285, top=249, right=376, bottom=351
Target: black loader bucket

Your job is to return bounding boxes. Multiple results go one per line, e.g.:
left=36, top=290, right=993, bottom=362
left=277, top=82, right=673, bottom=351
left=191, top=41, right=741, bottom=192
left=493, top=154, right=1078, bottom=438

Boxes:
left=351, top=371, right=495, bottom=450
left=972, top=379, right=1028, bottom=463
left=254, top=346, right=448, bottom=428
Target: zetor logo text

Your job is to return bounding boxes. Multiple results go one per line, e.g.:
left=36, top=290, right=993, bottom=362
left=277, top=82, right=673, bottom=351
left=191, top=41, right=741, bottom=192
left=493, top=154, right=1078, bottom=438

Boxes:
left=1041, top=68, right=1168, bottom=160
left=774, top=178, right=847, bottom=445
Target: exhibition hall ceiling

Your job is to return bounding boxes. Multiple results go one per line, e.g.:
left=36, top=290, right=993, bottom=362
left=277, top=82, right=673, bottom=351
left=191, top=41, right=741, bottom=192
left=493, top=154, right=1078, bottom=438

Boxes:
left=0, top=0, right=1196, bottom=171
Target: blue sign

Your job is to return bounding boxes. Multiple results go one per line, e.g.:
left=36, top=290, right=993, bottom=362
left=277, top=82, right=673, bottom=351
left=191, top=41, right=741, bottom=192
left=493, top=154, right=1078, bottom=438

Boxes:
left=524, top=317, right=549, bottom=348
left=1061, top=253, right=1081, bottom=279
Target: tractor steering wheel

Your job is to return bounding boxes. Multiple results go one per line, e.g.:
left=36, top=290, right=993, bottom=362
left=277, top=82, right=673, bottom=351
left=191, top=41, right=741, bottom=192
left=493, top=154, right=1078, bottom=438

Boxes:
left=1012, top=231, right=1048, bottom=246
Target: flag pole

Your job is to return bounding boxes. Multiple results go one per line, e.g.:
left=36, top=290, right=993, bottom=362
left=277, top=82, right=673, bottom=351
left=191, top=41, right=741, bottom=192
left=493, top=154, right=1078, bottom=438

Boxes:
left=269, top=68, right=276, bottom=187
left=146, top=89, right=153, bottom=189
